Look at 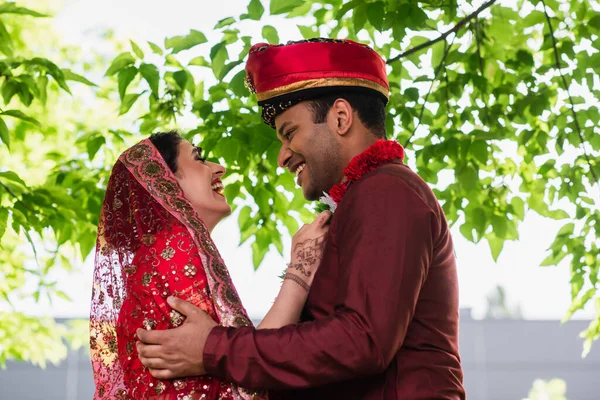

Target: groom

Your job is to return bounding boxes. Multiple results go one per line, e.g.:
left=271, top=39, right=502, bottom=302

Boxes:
left=137, top=39, right=465, bottom=399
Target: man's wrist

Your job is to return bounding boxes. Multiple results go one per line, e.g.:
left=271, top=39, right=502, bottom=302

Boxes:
left=203, top=325, right=226, bottom=377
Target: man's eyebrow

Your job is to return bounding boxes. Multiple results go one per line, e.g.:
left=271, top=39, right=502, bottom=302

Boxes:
left=278, top=121, right=291, bottom=137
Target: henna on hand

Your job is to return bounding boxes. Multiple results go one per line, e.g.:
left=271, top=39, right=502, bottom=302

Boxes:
left=283, top=272, right=311, bottom=292
left=287, top=262, right=312, bottom=277
left=292, top=234, right=326, bottom=267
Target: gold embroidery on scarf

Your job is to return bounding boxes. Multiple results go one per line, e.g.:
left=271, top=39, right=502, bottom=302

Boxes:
left=161, top=246, right=175, bottom=260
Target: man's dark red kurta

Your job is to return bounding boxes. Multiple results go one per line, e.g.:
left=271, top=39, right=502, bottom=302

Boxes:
left=204, top=162, right=465, bottom=399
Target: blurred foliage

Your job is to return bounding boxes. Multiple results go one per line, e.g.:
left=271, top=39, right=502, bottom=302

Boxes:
left=0, top=0, right=135, bottom=367
left=1, top=0, right=599, bottom=365
left=524, top=378, right=568, bottom=400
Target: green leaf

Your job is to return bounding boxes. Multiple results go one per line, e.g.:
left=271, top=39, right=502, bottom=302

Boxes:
left=215, top=17, right=236, bottom=29
left=511, top=197, right=525, bottom=220
left=557, top=223, right=575, bottom=237
left=118, top=66, right=138, bottom=100
left=523, top=10, right=546, bottom=27
left=238, top=206, right=253, bottom=232
left=404, top=87, right=419, bottom=102
left=219, top=60, right=243, bottom=81
left=0, top=110, right=41, bottom=127
left=564, top=288, right=596, bottom=321
left=471, top=140, right=488, bottom=165
left=1, top=80, right=18, bottom=104
left=262, top=25, right=280, bottom=44
left=0, top=171, right=26, bottom=186
left=0, top=3, right=48, bottom=17
left=105, top=52, right=136, bottom=76
left=589, top=14, right=600, bottom=30
left=408, top=4, right=428, bottom=27
left=367, top=2, right=385, bottom=31
left=0, top=118, right=8, bottom=150
left=353, top=4, right=368, bottom=33
left=189, top=56, right=210, bottom=67
left=172, top=70, right=188, bottom=91
left=148, top=41, right=163, bottom=55
left=86, top=136, right=106, bottom=161
left=165, top=29, right=207, bottom=54
left=79, top=229, right=97, bottom=258
left=229, top=70, right=248, bottom=97
left=62, top=69, right=97, bottom=86
left=516, top=50, right=534, bottom=67
left=541, top=250, right=567, bottom=267
left=458, top=165, right=478, bottom=192
left=0, top=21, right=13, bottom=56
left=336, top=0, right=361, bottom=19
left=547, top=209, right=570, bottom=220
left=590, top=133, right=600, bottom=151
left=281, top=213, right=299, bottom=236
left=240, top=224, right=259, bottom=245
left=252, top=239, right=269, bottom=270
left=431, top=41, right=445, bottom=67
left=0, top=208, right=8, bottom=240
left=139, top=63, right=160, bottom=98
left=459, top=222, right=475, bottom=242
left=487, top=236, right=504, bottom=262
left=297, top=25, right=318, bottom=39
left=27, top=58, right=71, bottom=94
left=119, top=92, right=144, bottom=115
left=491, top=215, right=508, bottom=239
left=36, top=75, right=49, bottom=105
left=270, top=0, right=304, bottom=15
left=248, top=0, right=265, bottom=20
left=54, top=290, right=71, bottom=302
left=130, top=40, right=145, bottom=59
left=210, top=43, right=229, bottom=81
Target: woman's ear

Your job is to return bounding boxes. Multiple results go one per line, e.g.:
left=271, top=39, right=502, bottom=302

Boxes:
left=329, top=98, right=353, bottom=136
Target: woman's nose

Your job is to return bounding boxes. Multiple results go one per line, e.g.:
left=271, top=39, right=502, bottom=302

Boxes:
left=210, top=162, right=226, bottom=178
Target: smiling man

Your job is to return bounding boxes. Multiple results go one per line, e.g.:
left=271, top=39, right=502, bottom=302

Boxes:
left=137, top=38, right=465, bottom=400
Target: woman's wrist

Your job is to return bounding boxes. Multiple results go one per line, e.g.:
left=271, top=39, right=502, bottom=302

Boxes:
left=282, top=272, right=311, bottom=293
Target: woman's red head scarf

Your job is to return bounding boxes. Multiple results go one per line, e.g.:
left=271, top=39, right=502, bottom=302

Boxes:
left=90, top=139, right=264, bottom=399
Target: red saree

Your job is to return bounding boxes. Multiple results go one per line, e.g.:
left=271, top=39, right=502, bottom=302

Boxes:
left=90, top=139, right=265, bottom=400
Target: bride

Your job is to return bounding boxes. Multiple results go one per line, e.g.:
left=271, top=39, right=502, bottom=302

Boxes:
left=90, top=131, right=329, bottom=399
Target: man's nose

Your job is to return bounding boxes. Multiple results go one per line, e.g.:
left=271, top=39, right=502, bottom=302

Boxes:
left=277, top=145, right=293, bottom=169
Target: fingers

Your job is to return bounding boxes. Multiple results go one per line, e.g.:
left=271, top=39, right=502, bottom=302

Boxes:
left=315, top=210, right=332, bottom=227
left=138, top=357, right=169, bottom=370
left=167, top=296, right=198, bottom=317
left=136, top=328, right=170, bottom=345
left=148, top=368, right=176, bottom=380
left=136, top=342, right=166, bottom=359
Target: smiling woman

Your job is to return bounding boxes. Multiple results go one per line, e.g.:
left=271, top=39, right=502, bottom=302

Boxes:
left=149, top=131, right=231, bottom=233
left=89, top=131, right=330, bottom=399
left=90, top=132, right=252, bottom=399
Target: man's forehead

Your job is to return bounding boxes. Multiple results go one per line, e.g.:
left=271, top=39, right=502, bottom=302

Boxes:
left=274, top=102, right=308, bottom=131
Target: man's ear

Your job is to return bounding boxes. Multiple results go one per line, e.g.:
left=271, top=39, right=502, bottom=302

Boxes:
left=329, top=98, right=353, bottom=136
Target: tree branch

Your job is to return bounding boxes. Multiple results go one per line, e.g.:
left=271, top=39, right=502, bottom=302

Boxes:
left=387, top=0, right=498, bottom=65
left=474, top=17, right=490, bottom=124
left=0, top=181, right=20, bottom=202
left=541, top=0, right=599, bottom=193
left=404, top=36, right=456, bottom=148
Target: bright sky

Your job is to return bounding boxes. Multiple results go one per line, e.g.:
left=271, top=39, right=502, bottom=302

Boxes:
left=18, top=0, right=595, bottom=322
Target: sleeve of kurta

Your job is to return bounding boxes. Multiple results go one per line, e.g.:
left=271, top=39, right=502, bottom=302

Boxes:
left=203, top=173, right=438, bottom=390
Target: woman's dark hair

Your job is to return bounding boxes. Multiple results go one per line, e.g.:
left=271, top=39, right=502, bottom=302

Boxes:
left=149, top=131, right=182, bottom=173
